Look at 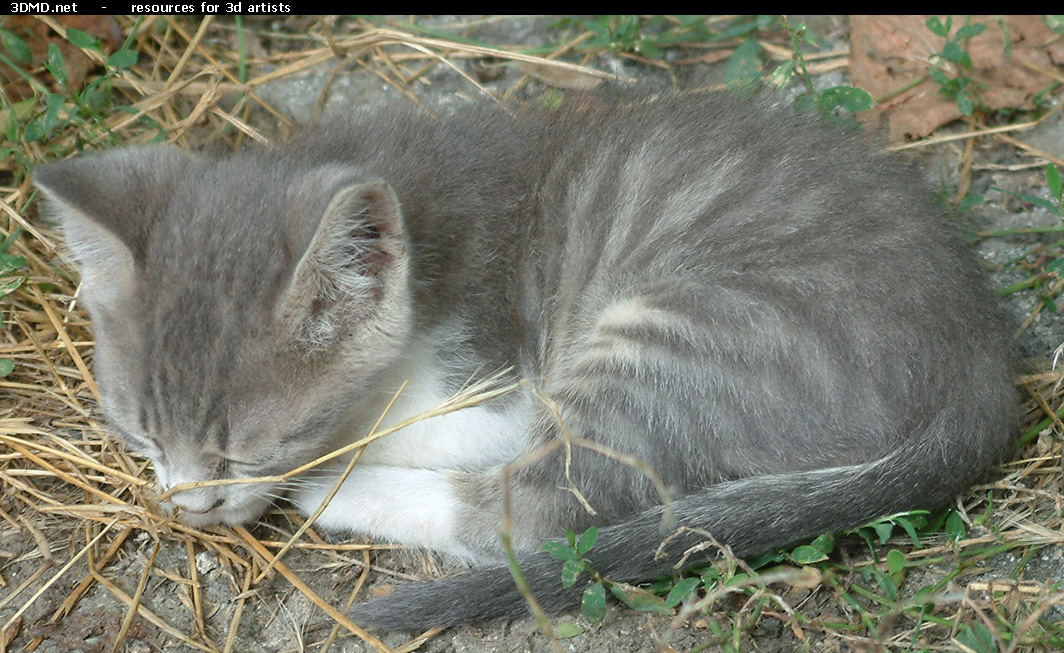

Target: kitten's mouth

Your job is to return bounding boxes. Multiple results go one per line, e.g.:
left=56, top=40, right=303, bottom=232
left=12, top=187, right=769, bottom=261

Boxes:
left=173, top=507, right=216, bottom=527
left=172, top=504, right=241, bottom=527
left=165, top=493, right=274, bottom=528
left=176, top=498, right=226, bottom=515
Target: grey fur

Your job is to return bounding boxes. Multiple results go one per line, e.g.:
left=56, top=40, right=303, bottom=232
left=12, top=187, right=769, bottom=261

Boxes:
left=35, top=93, right=1016, bottom=630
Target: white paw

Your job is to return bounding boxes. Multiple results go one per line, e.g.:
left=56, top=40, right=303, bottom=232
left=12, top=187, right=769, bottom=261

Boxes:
left=289, top=465, right=487, bottom=562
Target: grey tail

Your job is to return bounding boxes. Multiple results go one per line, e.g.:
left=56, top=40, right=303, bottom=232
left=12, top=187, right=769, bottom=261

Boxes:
left=348, top=438, right=998, bottom=631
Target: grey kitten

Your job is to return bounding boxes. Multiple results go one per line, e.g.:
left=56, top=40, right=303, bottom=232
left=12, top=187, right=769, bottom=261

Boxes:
left=35, top=92, right=1016, bottom=630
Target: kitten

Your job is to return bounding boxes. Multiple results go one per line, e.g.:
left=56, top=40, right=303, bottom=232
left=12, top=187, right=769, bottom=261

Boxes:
left=35, top=92, right=1016, bottom=630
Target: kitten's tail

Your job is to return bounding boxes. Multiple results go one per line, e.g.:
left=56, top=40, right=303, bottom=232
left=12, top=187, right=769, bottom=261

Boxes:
left=348, top=434, right=1000, bottom=631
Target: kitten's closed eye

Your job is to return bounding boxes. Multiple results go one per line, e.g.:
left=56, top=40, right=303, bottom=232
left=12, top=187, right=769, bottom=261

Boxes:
left=219, top=456, right=262, bottom=468
left=115, top=429, right=161, bottom=457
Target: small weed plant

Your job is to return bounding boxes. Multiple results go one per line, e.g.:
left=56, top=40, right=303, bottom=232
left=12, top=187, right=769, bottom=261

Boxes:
left=991, top=164, right=1064, bottom=312
left=0, top=229, right=26, bottom=377
left=923, top=15, right=992, bottom=117
left=0, top=20, right=150, bottom=163
left=720, top=16, right=872, bottom=120
left=544, top=508, right=988, bottom=643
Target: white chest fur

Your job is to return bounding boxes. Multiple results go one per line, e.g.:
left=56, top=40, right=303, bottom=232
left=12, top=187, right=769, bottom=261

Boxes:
left=288, top=335, right=530, bottom=561
left=354, top=337, right=530, bottom=470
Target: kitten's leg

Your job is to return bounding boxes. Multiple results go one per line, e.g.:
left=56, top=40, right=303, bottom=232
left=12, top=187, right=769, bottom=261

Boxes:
left=289, top=457, right=646, bottom=563
left=289, top=465, right=497, bottom=563
left=289, top=407, right=661, bottom=562
left=446, top=406, right=671, bottom=557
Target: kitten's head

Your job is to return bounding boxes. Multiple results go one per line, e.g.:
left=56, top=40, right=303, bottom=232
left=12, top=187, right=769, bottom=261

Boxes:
left=35, top=145, right=413, bottom=527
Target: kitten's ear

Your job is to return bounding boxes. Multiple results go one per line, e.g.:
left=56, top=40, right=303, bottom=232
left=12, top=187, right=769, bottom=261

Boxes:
left=34, top=147, right=193, bottom=305
left=280, top=173, right=408, bottom=342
